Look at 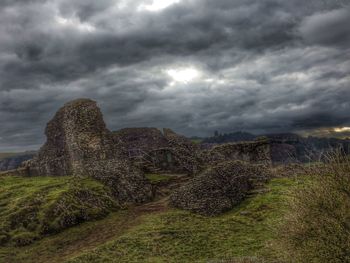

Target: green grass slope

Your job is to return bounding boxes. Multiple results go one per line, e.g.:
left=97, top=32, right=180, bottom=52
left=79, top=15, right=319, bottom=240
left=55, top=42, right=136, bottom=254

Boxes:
left=68, top=178, right=297, bottom=263
left=0, top=177, right=300, bottom=263
left=0, top=176, right=117, bottom=248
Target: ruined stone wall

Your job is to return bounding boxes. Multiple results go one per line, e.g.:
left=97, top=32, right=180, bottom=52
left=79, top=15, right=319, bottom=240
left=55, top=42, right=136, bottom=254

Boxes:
left=114, top=128, right=169, bottom=153
left=113, top=128, right=271, bottom=173
left=29, top=99, right=121, bottom=177
left=113, top=127, right=201, bottom=174
left=163, top=128, right=201, bottom=174
left=200, top=139, right=271, bottom=166
left=270, top=143, right=297, bottom=163
left=27, top=99, right=152, bottom=204
left=0, top=167, right=29, bottom=177
left=170, top=160, right=270, bottom=216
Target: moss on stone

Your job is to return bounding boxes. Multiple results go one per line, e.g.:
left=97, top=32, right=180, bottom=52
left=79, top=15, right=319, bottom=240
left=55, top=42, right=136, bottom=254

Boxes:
left=0, top=175, right=118, bottom=246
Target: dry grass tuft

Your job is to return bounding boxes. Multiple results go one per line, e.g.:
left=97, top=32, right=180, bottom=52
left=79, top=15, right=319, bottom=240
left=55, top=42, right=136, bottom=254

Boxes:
left=276, top=150, right=350, bottom=263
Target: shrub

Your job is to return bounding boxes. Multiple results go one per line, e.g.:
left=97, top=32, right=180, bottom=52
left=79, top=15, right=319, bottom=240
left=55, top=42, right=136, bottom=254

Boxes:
left=0, top=234, right=9, bottom=245
left=276, top=153, right=350, bottom=263
left=11, top=232, right=39, bottom=247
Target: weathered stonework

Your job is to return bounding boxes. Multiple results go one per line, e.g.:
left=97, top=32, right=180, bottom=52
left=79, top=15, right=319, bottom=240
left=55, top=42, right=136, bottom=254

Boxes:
left=0, top=167, right=29, bottom=177
left=29, top=99, right=119, bottom=176
left=28, top=99, right=152, bottom=203
left=114, top=127, right=200, bottom=174
left=114, top=128, right=169, bottom=152
left=163, top=128, right=201, bottom=174
left=170, top=160, right=270, bottom=216
left=114, top=128, right=271, bottom=174
left=83, top=159, right=152, bottom=203
left=200, top=139, right=271, bottom=166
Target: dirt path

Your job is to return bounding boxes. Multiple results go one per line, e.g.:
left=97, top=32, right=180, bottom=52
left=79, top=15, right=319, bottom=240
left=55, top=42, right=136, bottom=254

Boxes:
left=0, top=198, right=170, bottom=263
left=52, top=198, right=170, bottom=263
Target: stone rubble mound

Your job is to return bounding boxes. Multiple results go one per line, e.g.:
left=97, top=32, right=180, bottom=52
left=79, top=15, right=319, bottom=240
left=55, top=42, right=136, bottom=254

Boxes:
left=170, top=160, right=270, bottom=216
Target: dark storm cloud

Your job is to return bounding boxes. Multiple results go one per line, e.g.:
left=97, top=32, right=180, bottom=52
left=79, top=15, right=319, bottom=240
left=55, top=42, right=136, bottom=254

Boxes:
left=58, top=0, right=115, bottom=20
left=299, top=6, right=350, bottom=46
left=0, top=0, right=349, bottom=151
left=0, top=0, right=300, bottom=88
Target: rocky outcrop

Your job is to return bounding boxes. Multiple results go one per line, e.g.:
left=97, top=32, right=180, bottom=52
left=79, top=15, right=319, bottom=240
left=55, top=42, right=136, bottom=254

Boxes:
left=28, top=99, right=152, bottom=203
left=200, top=139, right=271, bottom=166
left=170, top=161, right=270, bottom=216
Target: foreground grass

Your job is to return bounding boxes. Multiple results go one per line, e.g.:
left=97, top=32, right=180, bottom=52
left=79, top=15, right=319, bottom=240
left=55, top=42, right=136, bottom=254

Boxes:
left=0, top=210, right=137, bottom=263
left=276, top=157, right=350, bottom=263
left=68, top=178, right=297, bottom=263
left=0, top=176, right=116, bottom=248
left=0, top=177, right=300, bottom=263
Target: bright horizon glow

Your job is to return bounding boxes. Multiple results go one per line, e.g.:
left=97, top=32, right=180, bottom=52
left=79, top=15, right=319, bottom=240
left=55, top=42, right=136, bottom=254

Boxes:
left=166, top=67, right=201, bottom=83
left=140, top=0, right=181, bottom=11
left=334, top=127, right=350, bottom=132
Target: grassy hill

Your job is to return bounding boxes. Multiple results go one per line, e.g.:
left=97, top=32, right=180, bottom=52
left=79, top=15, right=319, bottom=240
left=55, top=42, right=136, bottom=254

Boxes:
left=0, top=176, right=117, bottom=250
left=0, top=176, right=300, bottom=263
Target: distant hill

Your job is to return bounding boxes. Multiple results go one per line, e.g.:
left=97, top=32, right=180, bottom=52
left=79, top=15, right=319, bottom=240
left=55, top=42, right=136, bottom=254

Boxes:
left=202, top=131, right=256, bottom=143
left=0, top=151, right=36, bottom=171
left=0, top=153, right=22, bottom=159
left=202, top=132, right=350, bottom=163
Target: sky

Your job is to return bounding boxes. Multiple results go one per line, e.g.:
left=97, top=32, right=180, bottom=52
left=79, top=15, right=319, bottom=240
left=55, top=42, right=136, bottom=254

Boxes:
left=0, top=0, right=350, bottom=151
